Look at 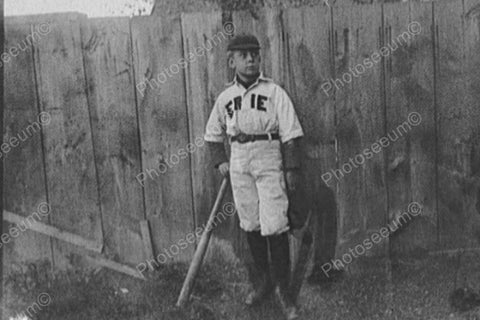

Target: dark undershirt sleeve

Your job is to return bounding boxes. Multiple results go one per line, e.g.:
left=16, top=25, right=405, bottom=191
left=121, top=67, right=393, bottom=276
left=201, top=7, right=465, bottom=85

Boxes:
left=283, top=137, right=302, bottom=170
left=207, top=142, right=229, bottom=168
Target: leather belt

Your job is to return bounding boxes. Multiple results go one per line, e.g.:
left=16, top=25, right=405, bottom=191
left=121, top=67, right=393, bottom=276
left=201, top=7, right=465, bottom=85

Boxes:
left=231, top=133, right=279, bottom=143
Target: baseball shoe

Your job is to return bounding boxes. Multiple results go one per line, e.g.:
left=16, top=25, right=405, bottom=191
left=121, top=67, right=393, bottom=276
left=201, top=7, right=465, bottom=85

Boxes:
left=245, top=273, right=274, bottom=306
left=268, top=232, right=300, bottom=319
left=275, top=286, right=300, bottom=320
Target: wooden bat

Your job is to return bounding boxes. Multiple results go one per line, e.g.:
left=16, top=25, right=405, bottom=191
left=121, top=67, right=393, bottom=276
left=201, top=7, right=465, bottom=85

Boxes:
left=176, top=176, right=229, bottom=307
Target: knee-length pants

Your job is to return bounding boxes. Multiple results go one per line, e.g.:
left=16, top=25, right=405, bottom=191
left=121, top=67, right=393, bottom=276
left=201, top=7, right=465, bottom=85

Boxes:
left=229, top=139, right=290, bottom=236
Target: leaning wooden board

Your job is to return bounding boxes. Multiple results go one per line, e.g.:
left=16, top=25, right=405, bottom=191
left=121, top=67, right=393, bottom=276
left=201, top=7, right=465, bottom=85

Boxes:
left=383, top=1, right=437, bottom=255
left=32, top=13, right=103, bottom=269
left=3, top=17, right=54, bottom=271
left=81, top=18, right=145, bottom=265
left=131, top=15, right=195, bottom=263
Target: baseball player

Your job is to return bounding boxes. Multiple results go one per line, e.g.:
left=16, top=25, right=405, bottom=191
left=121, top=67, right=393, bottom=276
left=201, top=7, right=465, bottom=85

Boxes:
left=204, top=34, right=304, bottom=320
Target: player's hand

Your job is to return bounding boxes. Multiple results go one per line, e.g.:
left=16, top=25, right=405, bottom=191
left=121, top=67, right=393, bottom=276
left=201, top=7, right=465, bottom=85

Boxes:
left=218, top=162, right=229, bottom=177
left=285, top=170, right=300, bottom=192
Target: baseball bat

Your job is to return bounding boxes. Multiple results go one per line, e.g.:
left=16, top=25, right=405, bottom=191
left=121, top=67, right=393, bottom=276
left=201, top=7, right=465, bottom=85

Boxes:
left=176, top=176, right=229, bottom=307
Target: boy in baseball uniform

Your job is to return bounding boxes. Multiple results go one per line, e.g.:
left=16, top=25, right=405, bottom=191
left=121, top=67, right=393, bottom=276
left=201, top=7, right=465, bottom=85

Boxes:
left=204, top=34, right=303, bottom=320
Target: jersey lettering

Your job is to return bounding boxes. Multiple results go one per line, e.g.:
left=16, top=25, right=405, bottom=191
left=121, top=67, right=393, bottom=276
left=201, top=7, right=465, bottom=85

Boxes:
left=225, top=94, right=268, bottom=119
left=233, top=96, right=242, bottom=110
left=249, top=94, right=268, bottom=112
left=225, top=100, right=233, bottom=118
left=256, top=94, right=268, bottom=111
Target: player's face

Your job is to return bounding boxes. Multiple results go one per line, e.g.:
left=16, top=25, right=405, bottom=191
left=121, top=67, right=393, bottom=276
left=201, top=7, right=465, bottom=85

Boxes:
left=230, top=50, right=261, bottom=78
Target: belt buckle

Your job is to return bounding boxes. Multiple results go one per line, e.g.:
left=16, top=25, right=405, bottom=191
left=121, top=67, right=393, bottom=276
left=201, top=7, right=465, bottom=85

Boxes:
left=236, top=133, right=251, bottom=143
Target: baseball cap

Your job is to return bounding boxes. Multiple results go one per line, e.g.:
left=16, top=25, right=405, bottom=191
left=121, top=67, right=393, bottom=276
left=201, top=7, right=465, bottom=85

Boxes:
left=227, top=33, right=261, bottom=51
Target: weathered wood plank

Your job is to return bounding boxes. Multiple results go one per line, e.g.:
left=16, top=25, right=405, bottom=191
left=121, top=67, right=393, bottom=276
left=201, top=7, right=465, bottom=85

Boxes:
left=283, top=5, right=337, bottom=272
left=81, top=18, right=145, bottom=265
left=332, top=6, right=390, bottom=308
left=0, top=3, right=3, bottom=294
left=180, top=12, right=238, bottom=254
left=435, top=0, right=480, bottom=250
left=131, top=15, right=195, bottom=263
left=462, top=0, right=480, bottom=248
left=85, top=255, right=145, bottom=280
left=383, top=2, right=437, bottom=255
left=32, top=14, right=103, bottom=268
left=3, top=19, right=54, bottom=271
left=333, top=3, right=387, bottom=259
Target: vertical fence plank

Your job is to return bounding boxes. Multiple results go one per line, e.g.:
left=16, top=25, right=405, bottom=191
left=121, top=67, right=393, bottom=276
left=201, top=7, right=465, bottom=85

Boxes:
left=82, top=18, right=145, bottom=265
left=0, top=3, right=4, bottom=304
left=383, top=2, right=437, bottom=255
left=3, top=18, right=54, bottom=272
left=461, top=0, right=480, bottom=248
left=181, top=12, right=242, bottom=261
left=333, top=3, right=387, bottom=262
left=435, top=0, right=480, bottom=250
left=131, top=15, right=194, bottom=263
left=332, top=4, right=389, bottom=315
left=283, top=5, right=337, bottom=272
left=33, top=14, right=103, bottom=268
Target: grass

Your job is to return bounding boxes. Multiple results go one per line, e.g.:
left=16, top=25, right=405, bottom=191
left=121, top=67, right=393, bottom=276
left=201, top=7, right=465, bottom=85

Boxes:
left=2, top=253, right=480, bottom=320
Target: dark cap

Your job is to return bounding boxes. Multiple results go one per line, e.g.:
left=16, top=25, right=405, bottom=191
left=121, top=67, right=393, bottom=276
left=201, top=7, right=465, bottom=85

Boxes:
left=227, top=34, right=260, bottom=51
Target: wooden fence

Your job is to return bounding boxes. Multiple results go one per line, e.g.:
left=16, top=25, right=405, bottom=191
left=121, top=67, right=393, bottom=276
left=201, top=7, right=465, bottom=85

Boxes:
left=3, top=0, right=480, bottom=275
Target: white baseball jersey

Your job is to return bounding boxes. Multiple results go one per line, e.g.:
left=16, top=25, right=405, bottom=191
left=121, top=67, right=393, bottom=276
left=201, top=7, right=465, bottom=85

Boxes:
left=204, top=73, right=304, bottom=143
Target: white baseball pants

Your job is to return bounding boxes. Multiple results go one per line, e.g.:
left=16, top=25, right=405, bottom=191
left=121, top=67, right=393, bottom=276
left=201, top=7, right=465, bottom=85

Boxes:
left=229, top=139, right=290, bottom=236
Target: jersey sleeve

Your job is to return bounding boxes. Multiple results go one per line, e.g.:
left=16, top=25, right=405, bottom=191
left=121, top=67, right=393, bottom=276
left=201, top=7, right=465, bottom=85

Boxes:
left=204, top=96, right=226, bottom=143
left=275, top=86, right=304, bottom=143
